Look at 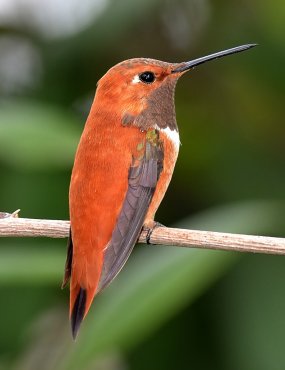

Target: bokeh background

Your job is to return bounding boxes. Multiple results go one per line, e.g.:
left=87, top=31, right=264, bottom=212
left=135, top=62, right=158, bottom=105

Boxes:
left=0, top=0, right=285, bottom=369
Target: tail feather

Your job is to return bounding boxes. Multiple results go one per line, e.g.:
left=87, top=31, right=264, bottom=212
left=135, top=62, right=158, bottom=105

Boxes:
left=69, top=245, right=103, bottom=337
left=71, top=287, right=87, bottom=339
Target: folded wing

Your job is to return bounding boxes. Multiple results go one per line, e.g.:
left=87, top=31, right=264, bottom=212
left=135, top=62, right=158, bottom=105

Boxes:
left=97, top=139, right=163, bottom=293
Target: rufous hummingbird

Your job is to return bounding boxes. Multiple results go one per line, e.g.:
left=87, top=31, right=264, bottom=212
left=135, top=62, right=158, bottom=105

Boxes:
left=62, top=43, right=257, bottom=338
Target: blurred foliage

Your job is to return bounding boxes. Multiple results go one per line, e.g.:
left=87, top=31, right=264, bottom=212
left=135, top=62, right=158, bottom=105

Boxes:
left=0, top=0, right=284, bottom=369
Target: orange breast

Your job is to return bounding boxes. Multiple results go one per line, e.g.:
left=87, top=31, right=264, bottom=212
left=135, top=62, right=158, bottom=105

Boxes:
left=144, top=128, right=180, bottom=227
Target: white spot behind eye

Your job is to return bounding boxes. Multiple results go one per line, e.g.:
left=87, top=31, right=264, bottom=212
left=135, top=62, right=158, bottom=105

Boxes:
left=132, top=75, right=141, bottom=84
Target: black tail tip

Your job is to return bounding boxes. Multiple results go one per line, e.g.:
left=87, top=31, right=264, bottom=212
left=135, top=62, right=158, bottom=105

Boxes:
left=71, top=288, right=87, bottom=339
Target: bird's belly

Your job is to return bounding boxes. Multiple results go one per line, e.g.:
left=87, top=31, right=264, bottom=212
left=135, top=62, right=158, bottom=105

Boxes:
left=144, top=128, right=180, bottom=226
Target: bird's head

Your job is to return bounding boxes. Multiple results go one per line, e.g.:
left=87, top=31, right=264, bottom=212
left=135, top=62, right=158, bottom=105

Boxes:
left=94, top=44, right=257, bottom=130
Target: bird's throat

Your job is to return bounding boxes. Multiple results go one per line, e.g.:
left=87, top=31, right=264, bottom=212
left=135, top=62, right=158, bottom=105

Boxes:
left=122, top=77, right=179, bottom=132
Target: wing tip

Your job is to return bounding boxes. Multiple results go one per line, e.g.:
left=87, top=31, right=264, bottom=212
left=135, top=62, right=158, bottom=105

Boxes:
left=71, top=287, right=87, bottom=339
left=62, top=229, right=73, bottom=289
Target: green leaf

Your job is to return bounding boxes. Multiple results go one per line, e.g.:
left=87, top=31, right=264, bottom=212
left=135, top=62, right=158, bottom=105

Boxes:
left=0, top=100, right=81, bottom=170
left=0, top=246, right=64, bottom=285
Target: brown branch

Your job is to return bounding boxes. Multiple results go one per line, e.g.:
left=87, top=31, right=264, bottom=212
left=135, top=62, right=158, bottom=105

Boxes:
left=1, top=211, right=285, bottom=255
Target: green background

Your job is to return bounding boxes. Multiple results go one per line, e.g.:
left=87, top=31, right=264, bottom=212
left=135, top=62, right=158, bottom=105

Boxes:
left=0, top=0, right=284, bottom=369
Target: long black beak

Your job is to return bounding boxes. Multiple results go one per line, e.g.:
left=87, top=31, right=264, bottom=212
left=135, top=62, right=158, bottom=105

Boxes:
left=172, top=44, right=258, bottom=73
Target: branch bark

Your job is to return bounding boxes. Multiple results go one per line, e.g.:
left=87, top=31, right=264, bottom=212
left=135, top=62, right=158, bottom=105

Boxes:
left=1, top=212, right=285, bottom=255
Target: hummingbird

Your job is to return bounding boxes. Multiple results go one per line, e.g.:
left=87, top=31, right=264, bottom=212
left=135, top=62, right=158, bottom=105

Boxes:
left=62, top=43, right=257, bottom=338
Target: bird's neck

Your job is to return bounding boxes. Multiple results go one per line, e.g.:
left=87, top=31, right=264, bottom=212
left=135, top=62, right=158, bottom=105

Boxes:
left=93, top=77, right=179, bottom=133
left=123, top=78, right=179, bottom=132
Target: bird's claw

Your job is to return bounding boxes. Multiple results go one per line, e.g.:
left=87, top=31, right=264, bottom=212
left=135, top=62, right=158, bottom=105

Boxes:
left=143, top=222, right=165, bottom=245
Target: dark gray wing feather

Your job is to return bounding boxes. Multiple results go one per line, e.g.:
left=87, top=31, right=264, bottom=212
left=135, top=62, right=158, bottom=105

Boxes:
left=62, top=228, right=73, bottom=288
left=97, top=140, right=163, bottom=293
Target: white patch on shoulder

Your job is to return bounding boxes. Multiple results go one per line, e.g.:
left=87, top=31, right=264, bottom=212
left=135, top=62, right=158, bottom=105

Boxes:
left=160, top=127, right=180, bottom=151
left=132, top=74, right=141, bottom=84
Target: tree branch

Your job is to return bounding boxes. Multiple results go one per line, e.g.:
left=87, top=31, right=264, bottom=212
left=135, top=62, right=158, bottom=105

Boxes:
left=1, top=211, right=285, bottom=255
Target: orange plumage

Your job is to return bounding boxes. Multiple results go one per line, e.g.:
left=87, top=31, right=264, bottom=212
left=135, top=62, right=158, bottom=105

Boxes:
left=63, top=44, right=257, bottom=338
left=69, top=110, right=146, bottom=318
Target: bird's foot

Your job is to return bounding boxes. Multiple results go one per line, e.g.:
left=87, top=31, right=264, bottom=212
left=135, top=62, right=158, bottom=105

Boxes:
left=143, top=221, right=165, bottom=245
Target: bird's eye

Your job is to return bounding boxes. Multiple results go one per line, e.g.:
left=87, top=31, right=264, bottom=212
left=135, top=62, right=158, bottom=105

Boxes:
left=139, top=71, right=155, bottom=84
